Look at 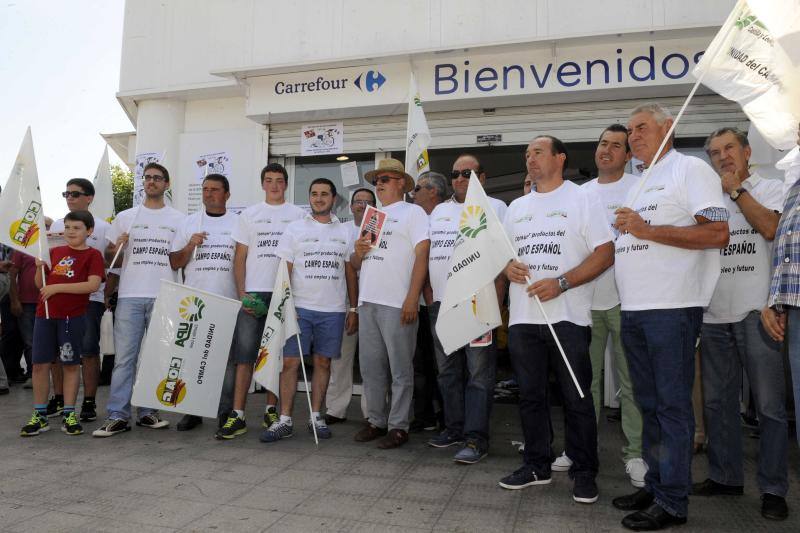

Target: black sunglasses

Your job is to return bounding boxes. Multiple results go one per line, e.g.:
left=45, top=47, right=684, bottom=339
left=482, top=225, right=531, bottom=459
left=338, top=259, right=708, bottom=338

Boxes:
left=62, top=191, right=91, bottom=198
left=371, top=175, right=403, bottom=186
left=413, top=183, right=434, bottom=193
left=450, top=169, right=476, bottom=179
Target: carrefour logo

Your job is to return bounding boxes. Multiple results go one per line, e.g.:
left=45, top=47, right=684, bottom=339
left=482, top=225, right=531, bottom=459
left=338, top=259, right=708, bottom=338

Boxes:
left=274, top=69, right=386, bottom=95
left=354, top=70, right=386, bottom=92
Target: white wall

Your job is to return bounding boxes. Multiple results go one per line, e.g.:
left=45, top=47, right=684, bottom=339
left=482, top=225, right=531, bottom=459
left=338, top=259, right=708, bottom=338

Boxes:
left=120, top=0, right=736, bottom=95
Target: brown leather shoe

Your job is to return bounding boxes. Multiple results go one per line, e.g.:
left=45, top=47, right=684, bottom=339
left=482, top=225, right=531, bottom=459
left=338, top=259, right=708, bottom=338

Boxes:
left=354, top=423, right=387, bottom=442
left=377, top=428, right=409, bottom=449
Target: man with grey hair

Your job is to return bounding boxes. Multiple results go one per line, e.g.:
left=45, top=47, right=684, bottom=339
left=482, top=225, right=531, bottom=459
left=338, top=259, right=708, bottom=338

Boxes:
left=694, top=127, right=788, bottom=521
left=411, top=171, right=448, bottom=214
left=425, top=154, right=506, bottom=464
left=612, top=103, right=729, bottom=530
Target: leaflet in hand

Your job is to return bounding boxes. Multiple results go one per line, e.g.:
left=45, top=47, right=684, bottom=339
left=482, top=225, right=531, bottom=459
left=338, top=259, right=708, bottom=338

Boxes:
left=358, top=205, right=387, bottom=249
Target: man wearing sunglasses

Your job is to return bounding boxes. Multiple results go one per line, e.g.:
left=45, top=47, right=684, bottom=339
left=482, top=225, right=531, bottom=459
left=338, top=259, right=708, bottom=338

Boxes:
left=48, top=179, right=111, bottom=423
left=351, top=158, right=430, bottom=449
left=426, top=154, right=507, bottom=464
left=94, top=162, right=185, bottom=437
left=325, top=188, right=375, bottom=425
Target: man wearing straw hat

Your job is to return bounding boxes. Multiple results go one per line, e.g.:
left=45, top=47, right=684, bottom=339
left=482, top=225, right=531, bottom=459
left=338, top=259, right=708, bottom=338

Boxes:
left=94, top=162, right=185, bottom=437
left=169, top=173, right=239, bottom=432
left=499, top=135, right=613, bottom=505
left=612, top=103, right=729, bottom=530
left=351, top=158, right=429, bottom=449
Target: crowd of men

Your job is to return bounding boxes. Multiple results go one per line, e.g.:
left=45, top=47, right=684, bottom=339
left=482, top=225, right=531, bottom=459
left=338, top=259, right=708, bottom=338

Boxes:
left=1, top=101, right=798, bottom=531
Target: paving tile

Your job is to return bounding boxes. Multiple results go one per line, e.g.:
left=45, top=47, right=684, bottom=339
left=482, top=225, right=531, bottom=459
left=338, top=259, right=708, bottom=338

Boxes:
left=212, top=462, right=281, bottom=484
left=320, top=473, right=392, bottom=497
left=363, top=497, right=446, bottom=529
left=232, top=486, right=313, bottom=512
left=434, top=503, right=516, bottom=532
left=298, top=492, right=378, bottom=520
left=4, top=510, right=96, bottom=532
left=263, top=513, right=357, bottom=532
left=0, top=501, right=49, bottom=527
left=179, top=505, right=282, bottom=532
left=117, top=472, right=252, bottom=504
left=389, top=479, right=457, bottom=503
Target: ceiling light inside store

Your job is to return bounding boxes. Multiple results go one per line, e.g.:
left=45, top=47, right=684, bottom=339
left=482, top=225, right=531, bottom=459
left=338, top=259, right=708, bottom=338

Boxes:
left=336, top=155, right=350, bottom=161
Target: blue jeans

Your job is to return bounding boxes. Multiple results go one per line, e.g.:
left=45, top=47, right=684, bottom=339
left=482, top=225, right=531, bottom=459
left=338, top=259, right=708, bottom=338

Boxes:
left=107, top=297, right=157, bottom=421
left=621, top=307, right=701, bottom=518
left=786, top=307, right=800, bottom=445
left=508, top=322, right=597, bottom=477
left=700, top=311, right=788, bottom=497
left=428, top=302, right=496, bottom=450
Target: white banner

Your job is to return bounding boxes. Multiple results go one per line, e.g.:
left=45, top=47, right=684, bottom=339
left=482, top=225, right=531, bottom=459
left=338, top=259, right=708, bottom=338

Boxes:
left=91, top=147, right=115, bottom=223
left=253, top=259, right=299, bottom=396
left=405, top=72, right=431, bottom=180
left=693, top=0, right=800, bottom=149
left=131, top=280, right=241, bottom=417
left=435, top=173, right=516, bottom=354
left=0, top=127, right=50, bottom=266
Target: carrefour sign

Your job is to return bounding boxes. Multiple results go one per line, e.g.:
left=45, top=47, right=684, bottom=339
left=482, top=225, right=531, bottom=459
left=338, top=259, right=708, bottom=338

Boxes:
left=247, top=35, right=711, bottom=118
left=274, top=69, right=387, bottom=94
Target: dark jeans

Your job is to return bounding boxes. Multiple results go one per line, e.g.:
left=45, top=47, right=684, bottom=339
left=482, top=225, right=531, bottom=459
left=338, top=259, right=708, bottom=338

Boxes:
left=508, top=322, right=597, bottom=477
left=622, top=307, right=701, bottom=518
left=429, top=302, right=496, bottom=449
left=700, top=312, right=788, bottom=497
left=413, top=305, right=441, bottom=425
left=0, top=296, right=24, bottom=378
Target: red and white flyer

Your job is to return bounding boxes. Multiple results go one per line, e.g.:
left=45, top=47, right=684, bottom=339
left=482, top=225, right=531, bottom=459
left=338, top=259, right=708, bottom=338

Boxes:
left=358, top=205, right=387, bottom=249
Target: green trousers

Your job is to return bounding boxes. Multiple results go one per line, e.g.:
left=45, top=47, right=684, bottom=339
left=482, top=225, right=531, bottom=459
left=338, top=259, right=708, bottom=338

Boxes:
left=590, top=305, right=643, bottom=460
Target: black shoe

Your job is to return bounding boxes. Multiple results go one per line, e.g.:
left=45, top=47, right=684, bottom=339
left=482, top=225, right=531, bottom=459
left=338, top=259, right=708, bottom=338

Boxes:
left=409, top=418, right=437, bottom=433
left=46, top=397, right=64, bottom=418
left=324, top=414, right=347, bottom=425
left=572, top=474, right=599, bottom=504
left=622, top=503, right=686, bottom=531
left=691, top=478, right=743, bottom=496
left=79, top=400, right=97, bottom=422
left=613, top=489, right=654, bottom=511
left=177, top=414, right=203, bottom=431
left=761, top=493, right=788, bottom=521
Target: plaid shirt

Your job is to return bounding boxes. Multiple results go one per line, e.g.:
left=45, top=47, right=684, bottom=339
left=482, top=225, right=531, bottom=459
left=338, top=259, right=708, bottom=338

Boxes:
left=769, top=179, right=800, bottom=308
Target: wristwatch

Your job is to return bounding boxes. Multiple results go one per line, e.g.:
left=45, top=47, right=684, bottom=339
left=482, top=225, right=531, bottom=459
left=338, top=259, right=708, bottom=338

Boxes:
left=730, top=187, right=747, bottom=201
left=348, top=307, right=358, bottom=314
left=557, top=275, right=570, bottom=292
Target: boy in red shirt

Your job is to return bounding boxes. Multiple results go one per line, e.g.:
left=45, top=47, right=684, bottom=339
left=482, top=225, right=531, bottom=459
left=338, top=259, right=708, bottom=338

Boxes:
left=20, top=211, right=104, bottom=436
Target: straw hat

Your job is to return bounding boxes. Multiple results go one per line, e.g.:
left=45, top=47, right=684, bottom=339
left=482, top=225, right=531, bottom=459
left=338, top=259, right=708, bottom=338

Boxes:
left=364, top=158, right=415, bottom=193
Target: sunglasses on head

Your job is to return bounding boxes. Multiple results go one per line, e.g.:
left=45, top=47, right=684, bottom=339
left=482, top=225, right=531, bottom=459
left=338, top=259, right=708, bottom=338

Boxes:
left=62, top=191, right=90, bottom=198
left=371, top=175, right=403, bottom=186
left=450, top=169, right=476, bottom=179
left=143, top=174, right=167, bottom=182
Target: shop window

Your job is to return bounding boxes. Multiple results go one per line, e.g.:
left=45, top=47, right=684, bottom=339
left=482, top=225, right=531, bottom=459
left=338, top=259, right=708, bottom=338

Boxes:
left=292, top=154, right=375, bottom=223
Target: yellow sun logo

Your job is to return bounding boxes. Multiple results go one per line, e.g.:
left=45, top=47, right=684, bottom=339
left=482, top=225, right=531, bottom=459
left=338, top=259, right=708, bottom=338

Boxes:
left=459, top=205, right=487, bottom=238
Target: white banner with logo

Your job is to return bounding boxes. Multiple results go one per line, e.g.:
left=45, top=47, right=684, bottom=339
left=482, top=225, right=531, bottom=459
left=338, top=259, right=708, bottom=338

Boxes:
left=131, top=280, right=241, bottom=417
left=300, top=122, right=344, bottom=155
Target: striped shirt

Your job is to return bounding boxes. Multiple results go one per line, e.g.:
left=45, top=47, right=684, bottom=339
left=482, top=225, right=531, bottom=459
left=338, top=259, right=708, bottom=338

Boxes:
left=769, top=179, right=800, bottom=308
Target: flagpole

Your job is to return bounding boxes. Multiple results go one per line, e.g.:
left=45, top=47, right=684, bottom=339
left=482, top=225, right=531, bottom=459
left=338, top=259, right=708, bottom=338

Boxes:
left=37, top=232, right=49, bottom=319
left=627, top=14, right=738, bottom=207
left=295, top=336, right=319, bottom=446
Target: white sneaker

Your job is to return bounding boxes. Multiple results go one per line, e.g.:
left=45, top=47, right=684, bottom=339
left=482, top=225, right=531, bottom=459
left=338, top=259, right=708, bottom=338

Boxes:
left=551, top=451, right=573, bottom=472
left=625, top=458, right=648, bottom=488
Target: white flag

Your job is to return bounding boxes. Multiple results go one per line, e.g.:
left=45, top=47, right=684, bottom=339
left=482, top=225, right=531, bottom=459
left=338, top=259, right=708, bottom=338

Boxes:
left=131, top=280, right=241, bottom=417
left=253, top=259, right=299, bottom=396
left=0, top=127, right=50, bottom=266
left=405, top=72, right=431, bottom=181
left=435, top=172, right=516, bottom=354
left=91, top=147, right=115, bottom=223
left=693, top=0, right=800, bottom=149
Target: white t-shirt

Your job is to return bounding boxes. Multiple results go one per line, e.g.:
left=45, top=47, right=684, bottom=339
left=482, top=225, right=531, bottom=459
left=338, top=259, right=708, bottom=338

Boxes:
left=488, top=196, right=508, bottom=227
left=581, top=173, right=639, bottom=310
left=503, top=180, right=613, bottom=327
left=51, top=217, right=110, bottom=304
left=615, top=150, right=726, bottom=311
left=704, top=174, right=783, bottom=323
left=232, top=202, right=306, bottom=292
left=358, top=201, right=430, bottom=309
left=171, top=211, right=238, bottom=300
left=277, top=214, right=354, bottom=312
left=107, top=205, right=185, bottom=298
